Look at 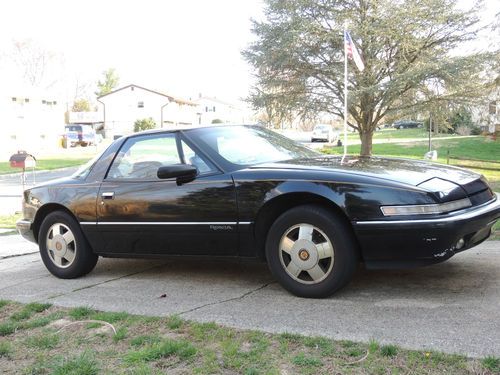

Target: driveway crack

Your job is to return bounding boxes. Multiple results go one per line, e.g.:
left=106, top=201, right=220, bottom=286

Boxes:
left=178, top=281, right=275, bottom=316
left=0, top=251, right=39, bottom=260
left=47, top=262, right=169, bottom=299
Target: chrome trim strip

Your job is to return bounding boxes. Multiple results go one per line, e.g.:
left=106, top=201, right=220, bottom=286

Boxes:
left=355, top=194, right=499, bottom=225
left=80, top=221, right=254, bottom=225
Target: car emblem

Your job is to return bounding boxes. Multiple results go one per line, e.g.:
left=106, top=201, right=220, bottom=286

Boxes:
left=55, top=242, right=62, bottom=251
left=298, top=249, right=310, bottom=261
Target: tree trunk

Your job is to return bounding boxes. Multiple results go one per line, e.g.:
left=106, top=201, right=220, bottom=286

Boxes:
left=360, top=131, right=374, bottom=156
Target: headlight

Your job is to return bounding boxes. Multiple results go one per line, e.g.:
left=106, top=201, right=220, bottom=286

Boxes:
left=380, top=197, right=472, bottom=216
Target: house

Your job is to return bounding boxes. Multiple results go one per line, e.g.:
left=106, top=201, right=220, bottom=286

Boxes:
left=194, top=96, right=248, bottom=125
left=0, top=88, right=64, bottom=158
left=472, top=85, right=500, bottom=134
left=97, top=84, right=198, bottom=138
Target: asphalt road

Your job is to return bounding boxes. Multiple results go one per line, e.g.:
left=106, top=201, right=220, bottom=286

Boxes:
left=1, top=235, right=499, bottom=358
left=0, top=167, right=79, bottom=215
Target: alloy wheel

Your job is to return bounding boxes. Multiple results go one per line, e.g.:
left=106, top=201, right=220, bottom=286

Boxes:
left=278, top=223, right=334, bottom=284
left=46, top=223, right=77, bottom=268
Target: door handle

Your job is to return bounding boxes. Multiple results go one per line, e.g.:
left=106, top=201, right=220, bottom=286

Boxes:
left=101, top=192, right=115, bottom=200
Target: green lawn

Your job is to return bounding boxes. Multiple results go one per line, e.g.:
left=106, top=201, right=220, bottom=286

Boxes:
left=342, top=127, right=465, bottom=141
left=0, top=158, right=90, bottom=175
left=0, top=300, right=498, bottom=374
left=325, top=136, right=499, bottom=161
left=0, top=213, right=22, bottom=230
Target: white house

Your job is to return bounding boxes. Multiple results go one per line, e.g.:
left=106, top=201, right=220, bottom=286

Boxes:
left=97, top=84, right=198, bottom=138
left=0, top=88, right=65, bottom=158
left=472, top=88, right=500, bottom=134
left=194, top=96, right=248, bottom=125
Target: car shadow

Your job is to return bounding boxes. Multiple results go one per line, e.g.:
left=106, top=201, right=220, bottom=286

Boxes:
left=91, top=252, right=494, bottom=302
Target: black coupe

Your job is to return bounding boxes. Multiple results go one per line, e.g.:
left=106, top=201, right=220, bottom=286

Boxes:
left=17, top=125, right=500, bottom=297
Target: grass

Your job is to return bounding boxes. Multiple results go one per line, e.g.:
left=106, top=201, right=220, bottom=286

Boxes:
left=482, top=356, right=500, bottom=373
left=323, top=136, right=499, bottom=162
left=351, top=127, right=462, bottom=141
left=0, top=213, right=22, bottom=229
left=0, top=300, right=497, bottom=374
left=50, top=351, right=99, bottom=375
left=0, top=157, right=90, bottom=175
left=381, top=344, right=398, bottom=357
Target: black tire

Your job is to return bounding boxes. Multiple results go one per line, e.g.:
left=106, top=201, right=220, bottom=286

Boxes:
left=38, top=211, right=98, bottom=279
left=265, top=205, right=359, bottom=298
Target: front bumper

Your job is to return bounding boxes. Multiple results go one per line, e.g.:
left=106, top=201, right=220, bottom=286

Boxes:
left=16, top=219, right=36, bottom=243
left=353, top=193, right=500, bottom=269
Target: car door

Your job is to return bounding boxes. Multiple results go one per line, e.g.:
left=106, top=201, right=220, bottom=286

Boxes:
left=96, top=131, right=238, bottom=256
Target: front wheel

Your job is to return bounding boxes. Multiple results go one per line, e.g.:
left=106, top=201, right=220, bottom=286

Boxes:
left=38, top=211, right=98, bottom=279
left=265, top=205, right=359, bottom=298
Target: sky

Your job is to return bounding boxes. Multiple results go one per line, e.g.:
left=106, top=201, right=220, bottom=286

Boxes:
left=0, top=0, right=265, bottom=103
left=0, top=0, right=497, bottom=105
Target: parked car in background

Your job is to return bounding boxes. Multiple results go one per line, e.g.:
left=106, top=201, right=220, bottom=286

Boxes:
left=311, top=124, right=339, bottom=143
left=392, top=120, right=423, bottom=129
left=63, top=124, right=97, bottom=147
left=16, top=125, right=500, bottom=298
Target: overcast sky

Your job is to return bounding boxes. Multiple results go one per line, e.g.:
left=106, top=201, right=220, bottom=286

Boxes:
left=0, top=0, right=497, bottom=104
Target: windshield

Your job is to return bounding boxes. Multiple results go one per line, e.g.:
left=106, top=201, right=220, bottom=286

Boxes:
left=187, top=125, right=318, bottom=166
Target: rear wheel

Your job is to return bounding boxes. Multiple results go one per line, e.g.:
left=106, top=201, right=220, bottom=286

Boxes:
left=39, top=211, right=98, bottom=279
left=265, top=205, right=358, bottom=298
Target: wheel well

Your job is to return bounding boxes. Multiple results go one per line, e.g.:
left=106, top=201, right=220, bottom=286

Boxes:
left=32, top=203, right=78, bottom=243
left=254, top=193, right=353, bottom=259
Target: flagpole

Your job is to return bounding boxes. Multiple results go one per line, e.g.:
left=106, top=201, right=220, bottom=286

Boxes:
left=343, top=25, right=348, bottom=160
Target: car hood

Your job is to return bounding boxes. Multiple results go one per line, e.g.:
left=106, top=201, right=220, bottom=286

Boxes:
left=251, top=156, right=488, bottom=196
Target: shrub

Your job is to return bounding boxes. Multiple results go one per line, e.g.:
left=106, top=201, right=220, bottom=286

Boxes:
left=134, top=118, right=157, bottom=132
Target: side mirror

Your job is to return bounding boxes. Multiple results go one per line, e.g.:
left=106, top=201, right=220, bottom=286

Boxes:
left=157, top=164, right=197, bottom=184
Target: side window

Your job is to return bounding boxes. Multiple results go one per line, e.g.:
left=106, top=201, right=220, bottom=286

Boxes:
left=181, top=140, right=215, bottom=175
left=107, top=134, right=180, bottom=180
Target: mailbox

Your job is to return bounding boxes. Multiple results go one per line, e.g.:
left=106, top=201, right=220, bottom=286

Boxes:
left=9, top=151, right=36, bottom=169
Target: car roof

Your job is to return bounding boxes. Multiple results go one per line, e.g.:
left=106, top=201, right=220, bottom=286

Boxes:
left=131, top=124, right=259, bottom=136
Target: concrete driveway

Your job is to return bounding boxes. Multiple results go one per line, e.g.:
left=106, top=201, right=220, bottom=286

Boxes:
left=1, top=235, right=499, bottom=358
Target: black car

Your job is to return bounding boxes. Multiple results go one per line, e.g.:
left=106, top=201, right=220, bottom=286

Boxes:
left=393, top=120, right=423, bottom=129
left=17, top=125, right=500, bottom=298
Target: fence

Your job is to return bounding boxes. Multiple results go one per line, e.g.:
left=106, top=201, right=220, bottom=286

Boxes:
left=446, top=150, right=500, bottom=172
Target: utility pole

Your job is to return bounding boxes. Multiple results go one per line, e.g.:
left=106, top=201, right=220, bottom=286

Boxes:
left=428, top=113, right=432, bottom=152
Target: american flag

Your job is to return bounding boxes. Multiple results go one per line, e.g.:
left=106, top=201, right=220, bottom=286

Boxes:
left=344, top=31, right=365, bottom=72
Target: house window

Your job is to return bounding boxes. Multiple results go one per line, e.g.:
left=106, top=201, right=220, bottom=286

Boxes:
left=489, top=101, right=497, bottom=115
left=213, top=106, right=216, bottom=112
left=205, top=106, right=208, bottom=112
left=24, top=98, right=29, bottom=103
left=138, top=101, right=144, bottom=108
left=11, top=97, right=16, bottom=102
left=42, top=100, right=46, bottom=104
left=53, top=101, right=57, bottom=105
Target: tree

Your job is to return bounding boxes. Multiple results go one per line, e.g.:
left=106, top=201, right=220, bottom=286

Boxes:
left=134, top=118, right=157, bottom=132
left=9, top=39, right=64, bottom=89
left=244, top=0, right=498, bottom=156
left=71, top=99, right=92, bottom=112
left=96, top=68, right=119, bottom=97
